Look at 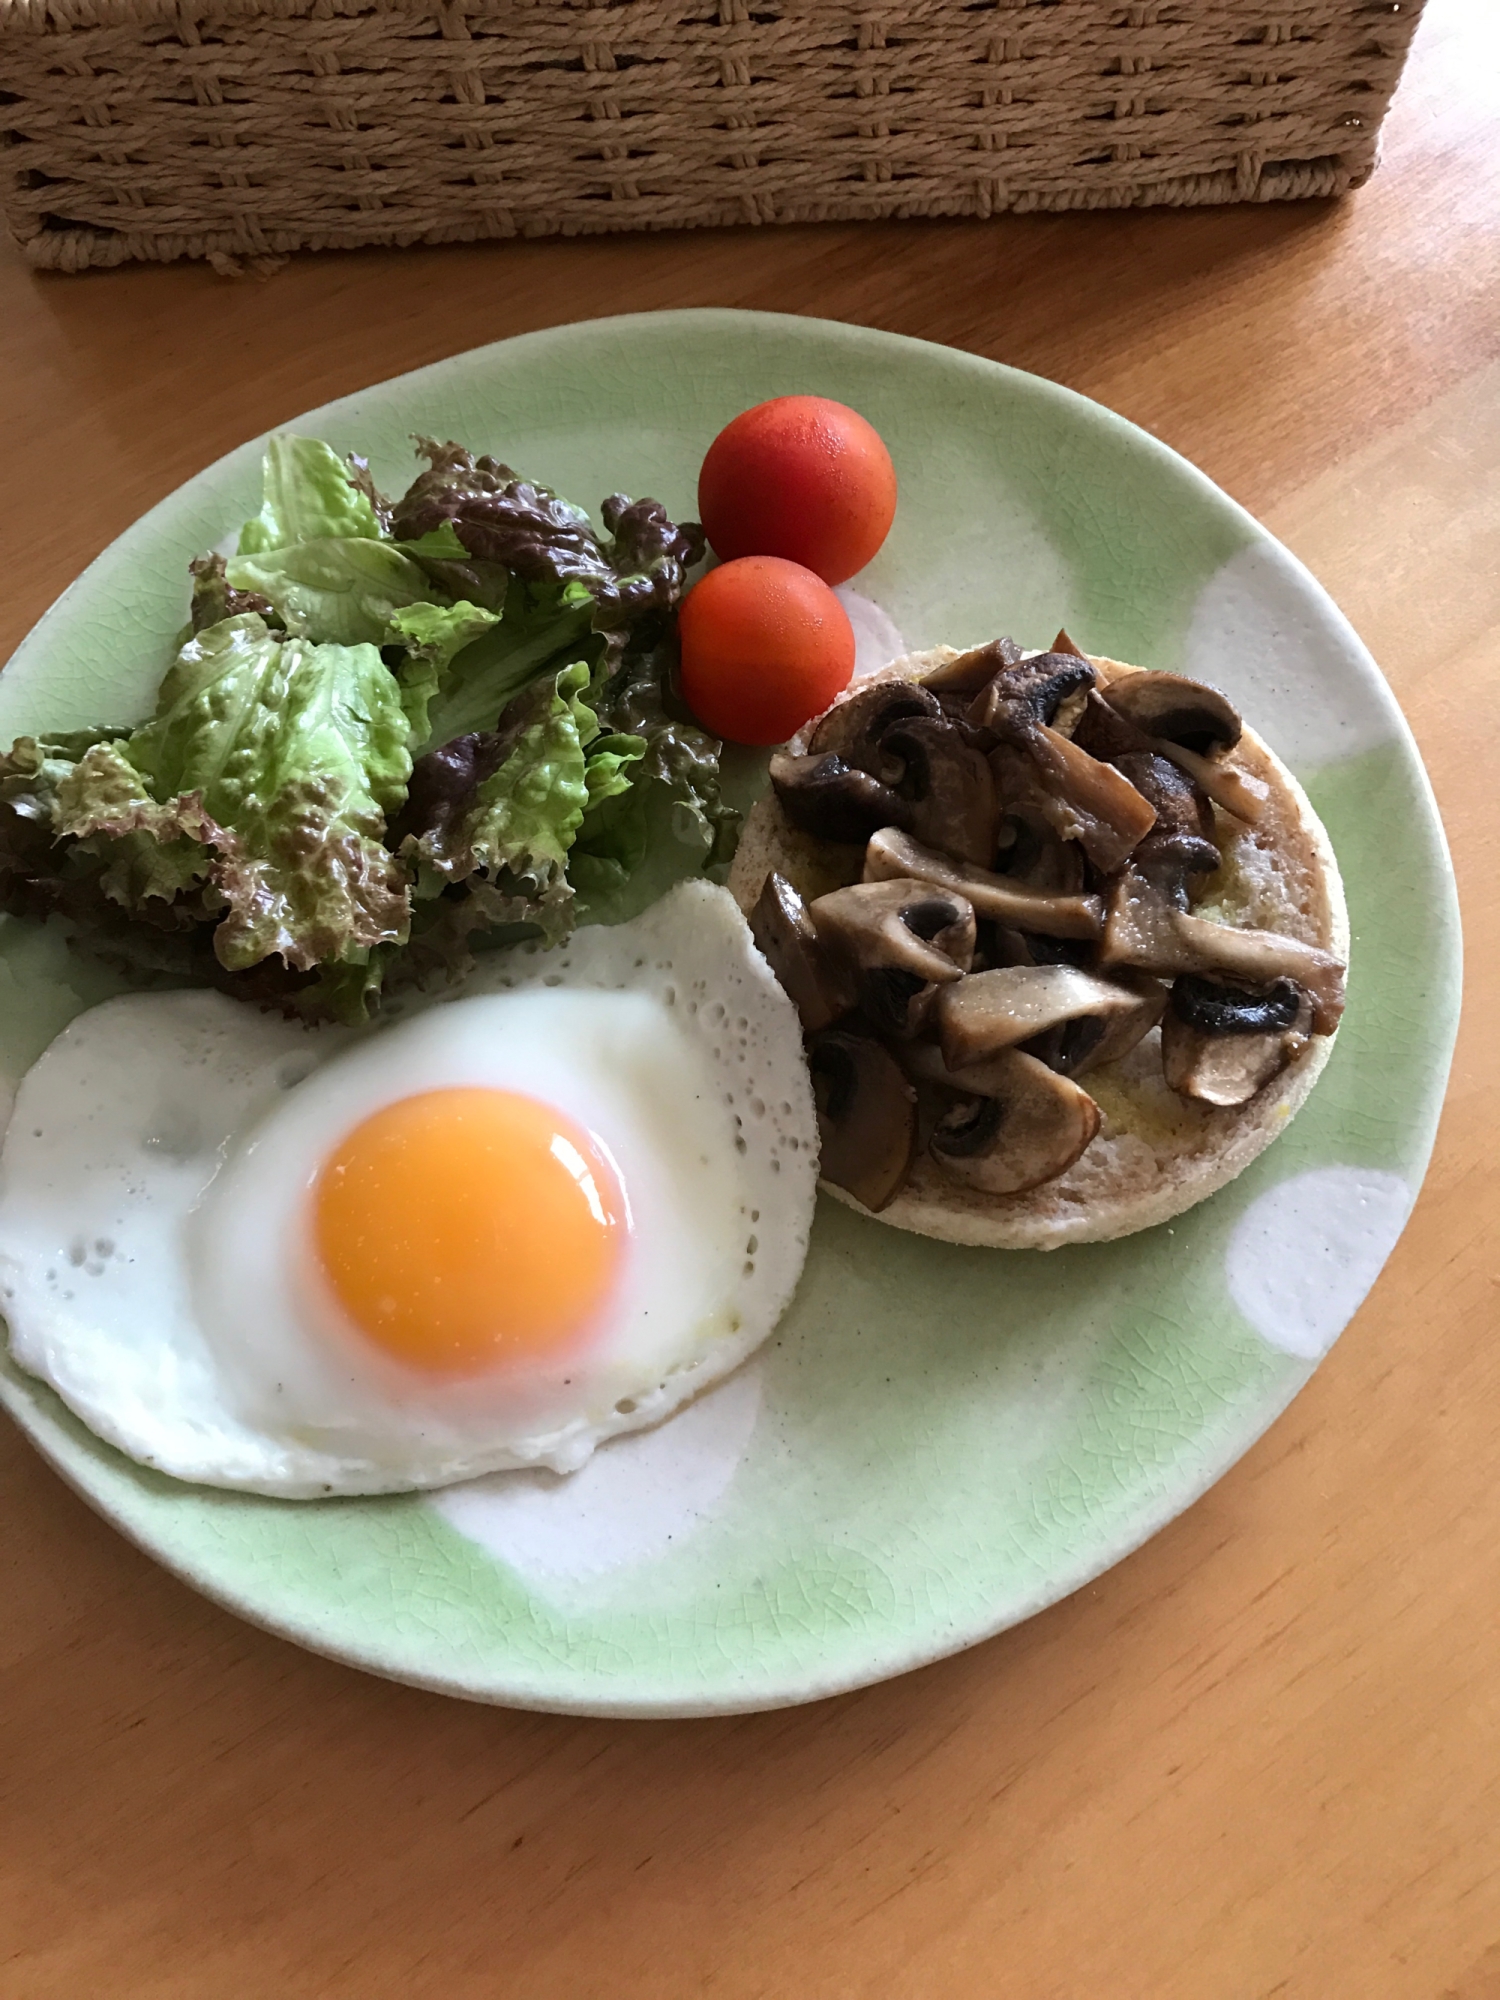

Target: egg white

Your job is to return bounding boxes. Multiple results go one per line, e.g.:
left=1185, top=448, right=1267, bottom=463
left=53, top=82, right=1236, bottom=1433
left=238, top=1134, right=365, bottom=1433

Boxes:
left=0, top=883, right=819, bottom=1495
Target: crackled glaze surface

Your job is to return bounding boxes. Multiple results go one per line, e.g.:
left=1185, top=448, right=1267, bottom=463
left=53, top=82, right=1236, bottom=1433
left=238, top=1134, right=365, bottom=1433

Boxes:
left=0, top=312, right=1460, bottom=1715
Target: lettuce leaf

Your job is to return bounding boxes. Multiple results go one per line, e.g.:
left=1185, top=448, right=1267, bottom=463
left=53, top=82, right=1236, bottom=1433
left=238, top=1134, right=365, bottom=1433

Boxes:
left=224, top=538, right=439, bottom=648
left=396, top=662, right=644, bottom=951
left=121, top=615, right=412, bottom=971
left=1, top=435, right=724, bottom=1024
left=385, top=599, right=502, bottom=746
left=237, top=436, right=384, bottom=555
left=188, top=554, right=278, bottom=637
left=416, top=581, right=596, bottom=751
left=590, top=618, right=739, bottom=870
left=392, top=440, right=703, bottom=623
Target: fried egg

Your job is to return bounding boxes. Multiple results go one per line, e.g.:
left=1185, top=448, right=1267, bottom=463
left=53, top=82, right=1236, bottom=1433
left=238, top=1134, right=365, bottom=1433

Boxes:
left=0, top=883, right=819, bottom=1495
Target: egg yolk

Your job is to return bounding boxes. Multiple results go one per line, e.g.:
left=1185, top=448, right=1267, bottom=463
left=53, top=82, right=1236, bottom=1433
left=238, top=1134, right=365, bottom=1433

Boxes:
left=312, top=1087, right=627, bottom=1374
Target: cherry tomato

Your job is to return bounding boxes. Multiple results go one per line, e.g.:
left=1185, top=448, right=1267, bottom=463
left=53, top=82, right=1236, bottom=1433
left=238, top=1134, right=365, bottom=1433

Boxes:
left=678, top=556, right=855, bottom=746
left=698, top=396, right=897, bottom=586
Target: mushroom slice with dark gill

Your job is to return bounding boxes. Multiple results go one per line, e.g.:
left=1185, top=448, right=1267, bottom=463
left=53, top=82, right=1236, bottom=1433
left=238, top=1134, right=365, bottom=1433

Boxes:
left=934, top=965, right=1158, bottom=1077
left=1160, top=975, right=1315, bottom=1107
left=808, top=879, right=976, bottom=1038
left=992, top=799, right=1087, bottom=896
left=926, top=1049, right=1101, bottom=1196
left=863, top=826, right=1102, bottom=940
left=1084, top=672, right=1267, bottom=823
left=971, top=656, right=1157, bottom=872
left=805, top=678, right=941, bottom=776
left=1100, top=870, right=1346, bottom=1034
left=1113, top=751, right=1220, bottom=899
left=1100, top=670, right=1242, bottom=757
left=748, top=871, right=847, bottom=1032
left=877, top=716, right=997, bottom=866
left=768, top=749, right=908, bottom=846
left=966, top=651, right=1097, bottom=738
left=807, top=1029, right=918, bottom=1212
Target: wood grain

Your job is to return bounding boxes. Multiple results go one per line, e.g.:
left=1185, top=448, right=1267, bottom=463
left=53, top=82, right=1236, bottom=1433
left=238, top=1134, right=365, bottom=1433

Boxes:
left=2, top=2, right=1498, bottom=1994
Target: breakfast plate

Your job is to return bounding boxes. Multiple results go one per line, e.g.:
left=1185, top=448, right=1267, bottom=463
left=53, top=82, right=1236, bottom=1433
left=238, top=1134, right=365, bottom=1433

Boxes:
left=0, top=309, right=1459, bottom=1716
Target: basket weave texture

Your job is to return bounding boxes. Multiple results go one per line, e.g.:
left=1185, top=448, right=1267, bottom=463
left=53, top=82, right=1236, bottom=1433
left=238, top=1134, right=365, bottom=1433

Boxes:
left=1, top=0, right=1425, bottom=273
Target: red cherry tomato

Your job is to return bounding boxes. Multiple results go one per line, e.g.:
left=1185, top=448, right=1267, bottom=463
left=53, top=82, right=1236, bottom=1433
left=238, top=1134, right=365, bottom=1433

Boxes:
left=678, top=556, right=855, bottom=747
left=698, top=396, right=897, bottom=586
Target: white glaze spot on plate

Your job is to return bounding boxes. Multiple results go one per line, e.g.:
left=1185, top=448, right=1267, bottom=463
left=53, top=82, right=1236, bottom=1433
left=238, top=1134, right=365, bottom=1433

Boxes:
left=837, top=586, right=907, bottom=677
left=1226, top=1166, right=1414, bottom=1360
left=430, top=1361, right=762, bottom=1589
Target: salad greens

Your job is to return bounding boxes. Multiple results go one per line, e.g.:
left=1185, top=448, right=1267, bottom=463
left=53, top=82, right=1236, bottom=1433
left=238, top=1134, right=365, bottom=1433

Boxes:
left=0, top=433, right=732, bottom=1021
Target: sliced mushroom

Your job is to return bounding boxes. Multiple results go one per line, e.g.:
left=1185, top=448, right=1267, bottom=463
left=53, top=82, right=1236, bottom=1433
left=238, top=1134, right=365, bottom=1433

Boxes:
left=1161, top=976, right=1315, bottom=1106
left=927, top=1049, right=1101, bottom=1195
left=1113, top=751, right=1220, bottom=900
left=1080, top=676, right=1272, bottom=824
left=1100, top=870, right=1346, bottom=1034
left=1074, top=684, right=1267, bottom=823
left=809, top=878, right=976, bottom=1038
left=1052, top=627, right=1087, bottom=660
left=970, top=658, right=1157, bottom=869
left=1027, top=973, right=1167, bottom=1077
left=805, top=679, right=941, bottom=778
left=879, top=716, right=998, bottom=866
left=995, top=727, right=1158, bottom=873
left=918, top=635, right=1025, bottom=695
left=748, top=871, right=848, bottom=1032
left=863, top=826, right=1103, bottom=940
left=1154, top=738, right=1269, bottom=824
left=990, top=791, right=1088, bottom=896
left=1071, top=687, right=1150, bottom=763
left=978, top=924, right=1092, bottom=972
left=1171, top=973, right=1307, bottom=1036
left=807, top=1029, right=918, bottom=1211
left=769, top=750, right=909, bottom=846
left=934, top=965, right=1155, bottom=1073
left=1101, top=670, right=1242, bottom=757
left=967, top=652, right=1097, bottom=740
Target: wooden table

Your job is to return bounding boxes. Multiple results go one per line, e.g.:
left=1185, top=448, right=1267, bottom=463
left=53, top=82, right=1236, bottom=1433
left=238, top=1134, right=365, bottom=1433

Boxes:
left=2, top=2, right=1496, bottom=1992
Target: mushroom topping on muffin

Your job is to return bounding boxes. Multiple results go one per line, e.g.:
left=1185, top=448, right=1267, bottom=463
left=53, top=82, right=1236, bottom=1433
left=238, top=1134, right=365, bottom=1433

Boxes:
left=862, top=827, right=1103, bottom=940
left=743, top=635, right=1348, bottom=1211
left=807, top=879, right=975, bottom=1038
left=1159, top=975, right=1315, bottom=1107
left=748, top=872, right=848, bottom=1033
left=926, top=1050, right=1101, bottom=1196
left=806, top=1029, right=918, bottom=1212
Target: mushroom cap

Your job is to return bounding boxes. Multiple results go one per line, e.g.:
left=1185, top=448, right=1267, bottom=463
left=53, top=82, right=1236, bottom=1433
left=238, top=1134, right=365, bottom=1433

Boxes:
left=769, top=749, right=909, bottom=847
left=863, top=825, right=1103, bottom=940
left=874, top=717, right=998, bottom=868
left=748, top=870, right=848, bottom=1033
left=806, top=678, right=941, bottom=779
left=1101, top=670, right=1242, bottom=757
left=809, top=877, right=976, bottom=1038
left=934, top=965, right=1151, bottom=1069
left=1169, top=974, right=1306, bottom=1037
left=807, top=1029, right=918, bottom=1212
left=927, top=1049, right=1102, bottom=1196
left=1160, top=994, right=1314, bottom=1107
left=966, top=652, right=1098, bottom=741
left=1113, top=751, right=1220, bottom=890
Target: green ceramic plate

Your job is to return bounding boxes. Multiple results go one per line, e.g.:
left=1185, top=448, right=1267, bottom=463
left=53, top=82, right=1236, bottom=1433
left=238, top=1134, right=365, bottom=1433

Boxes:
left=0, top=310, right=1459, bottom=1716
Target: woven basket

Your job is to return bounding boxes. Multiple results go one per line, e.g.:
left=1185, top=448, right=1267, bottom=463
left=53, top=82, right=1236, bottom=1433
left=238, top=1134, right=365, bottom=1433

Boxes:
left=1, top=0, right=1425, bottom=273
